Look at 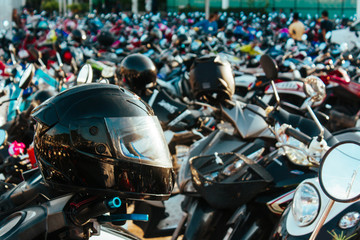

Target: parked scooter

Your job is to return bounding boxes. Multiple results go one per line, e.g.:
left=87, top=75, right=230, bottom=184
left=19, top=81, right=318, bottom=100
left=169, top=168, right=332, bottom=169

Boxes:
left=170, top=55, right=360, bottom=240
left=271, top=141, right=360, bottom=240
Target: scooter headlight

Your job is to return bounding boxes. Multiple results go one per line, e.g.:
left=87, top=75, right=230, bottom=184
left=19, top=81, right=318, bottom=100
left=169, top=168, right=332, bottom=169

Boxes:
left=276, top=124, right=313, bottom=166
left=292, top=182, right=320, bottom=226
left=339, top=212, right=360, bottom=229
left=283, top=145, right=311, bottom=166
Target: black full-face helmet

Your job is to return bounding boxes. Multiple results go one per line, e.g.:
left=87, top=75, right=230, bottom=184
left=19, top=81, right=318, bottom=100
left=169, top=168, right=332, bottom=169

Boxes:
left=71, top=29, right=86, bottom=44
left=32, top=89, right=57, bottom=105
left=150, top=27, right=163, bottom=40
left=189, top=55, right=235, bottom=105
left=97, top=30, right=115, bottom=47
left=172, top=33, right=191, bottom=50
left=119, top=54, right=157, bottom=95
left=32, top=84, right=174, bottom=200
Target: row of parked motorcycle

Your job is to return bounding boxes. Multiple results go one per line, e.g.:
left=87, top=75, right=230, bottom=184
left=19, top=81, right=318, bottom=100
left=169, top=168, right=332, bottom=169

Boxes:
left=0, top=9, right=360, bottom=240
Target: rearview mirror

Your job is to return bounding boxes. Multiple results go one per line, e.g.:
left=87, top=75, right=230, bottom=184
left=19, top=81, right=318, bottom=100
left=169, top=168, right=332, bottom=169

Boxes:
left=9, top=44, right=15, bottom=54
left=260, top=54, right=278, bottom=80
left=76, top=64, right=93, bottom=85
left=19, top=64, right=35, bottom=89
left=309, top=141, right=360, bottom=240
left=319, top=141, right=360, bottom=202
left=0, top=129, right=7, bottom=146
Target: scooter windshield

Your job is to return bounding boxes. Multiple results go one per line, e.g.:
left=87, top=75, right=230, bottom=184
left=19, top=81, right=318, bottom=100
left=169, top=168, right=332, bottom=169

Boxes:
left=105, top=116, right=172, bottom=168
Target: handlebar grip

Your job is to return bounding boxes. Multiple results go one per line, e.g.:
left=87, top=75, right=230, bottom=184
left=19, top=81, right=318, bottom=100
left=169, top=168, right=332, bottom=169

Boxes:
left=285, top=127, right=312, bottom=145
left=253, top=95, right=269, bottom=110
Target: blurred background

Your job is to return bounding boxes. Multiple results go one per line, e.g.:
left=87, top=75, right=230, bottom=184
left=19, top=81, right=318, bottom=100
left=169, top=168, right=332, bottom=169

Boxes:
left=6, top=0, right=358, bottom=17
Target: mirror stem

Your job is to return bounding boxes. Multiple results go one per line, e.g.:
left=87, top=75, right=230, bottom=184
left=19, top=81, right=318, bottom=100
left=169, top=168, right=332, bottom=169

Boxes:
left=309, top=199, right=335, bottom=240
left=56, top=52, right=64, bottom=67
left=10, top=53, right=16, bottom=65
left=306, top=104, right=324, bottom=139
left=270, top=80, right=280, bottom=106
left=38, top=58, right=46, bottom=69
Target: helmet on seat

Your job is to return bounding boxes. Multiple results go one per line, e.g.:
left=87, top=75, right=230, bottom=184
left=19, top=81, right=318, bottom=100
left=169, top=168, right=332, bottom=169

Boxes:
left=172, top=33, right=191, bottom=50
left=32, top=84, right=174, bottom=200
left=71, top=29, right=86, bottom=43
left=150, top=27, right=163, bottom=40
left=32, top=89, right=57, bottom=106
left=97, top=31, right=115, bottom=47
left=189, top=55, right=235, bottom=105
left=119, top=54, right=157, bottom=95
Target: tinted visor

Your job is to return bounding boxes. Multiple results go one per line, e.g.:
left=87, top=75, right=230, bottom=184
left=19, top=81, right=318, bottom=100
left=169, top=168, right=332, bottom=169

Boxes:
left=105, top=116, right=172, bottom=168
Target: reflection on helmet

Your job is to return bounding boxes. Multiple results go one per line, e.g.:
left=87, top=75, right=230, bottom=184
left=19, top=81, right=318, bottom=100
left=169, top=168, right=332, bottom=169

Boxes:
left=121, top=140, right=150, bottom=160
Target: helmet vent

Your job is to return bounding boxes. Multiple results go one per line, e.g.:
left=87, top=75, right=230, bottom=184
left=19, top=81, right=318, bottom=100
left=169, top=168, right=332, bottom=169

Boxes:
left=96, top=144, right=107, bottom=154
left=89, top=126, right=98, bottom=136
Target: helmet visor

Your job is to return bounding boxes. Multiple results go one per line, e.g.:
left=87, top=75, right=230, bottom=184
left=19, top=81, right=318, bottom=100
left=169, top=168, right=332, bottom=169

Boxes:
left=105, top=116, right=172, bottom=168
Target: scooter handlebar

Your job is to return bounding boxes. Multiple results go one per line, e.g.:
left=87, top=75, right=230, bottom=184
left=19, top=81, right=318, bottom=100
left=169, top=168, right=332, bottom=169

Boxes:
left=253, top=95, right=269, bottom=110
left=285, top=126, right=312, bottom=146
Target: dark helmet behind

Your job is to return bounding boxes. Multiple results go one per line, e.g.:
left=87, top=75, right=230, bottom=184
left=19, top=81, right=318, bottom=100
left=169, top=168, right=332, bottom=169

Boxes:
left=97, top=30, right=115, bottom=47
left=150, top=27, right=163, bottom=40
left=173, top=33, right=191, bottom=47
left=119, top=54, right=157, bottom=94
left=35, top=20, right=49, bottom=37
left=189, top=55, right=235, bottom=105
left=32, top=84, right=174, bottom=200
left=37, top=20, right=49, bottom=30
left=71, top=29, right=86, bottom=43
left=32, top=89, right=57, bottom=106
left=225, top=29, right=233, bottom=39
